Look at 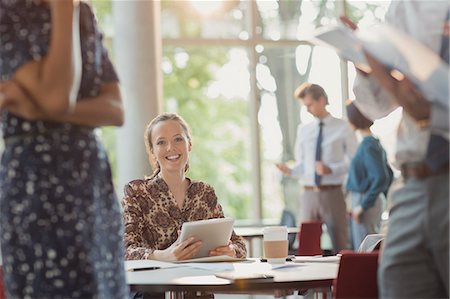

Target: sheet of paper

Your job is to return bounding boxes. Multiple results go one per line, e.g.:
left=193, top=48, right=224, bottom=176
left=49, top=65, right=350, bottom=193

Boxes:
left=308, top=25, right=370, bottom=73
left=293, top=255, right=341, bottom=263
left=358, top=24, right=448, bottom=106
left=124, top=259, right=182, bottom=271
left=215, top=271, right=274, bottom=281
left=174, top=255, right=247, bottom=263
left=176, top=259, right=304, bottom=272
left=308, top=24, right=449, bottom=105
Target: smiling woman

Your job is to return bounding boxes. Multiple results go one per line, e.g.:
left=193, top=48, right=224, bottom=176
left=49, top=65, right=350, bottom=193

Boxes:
left=145, top=113, right=192, bottom=181
left=121, top=112, right=247, bottom=262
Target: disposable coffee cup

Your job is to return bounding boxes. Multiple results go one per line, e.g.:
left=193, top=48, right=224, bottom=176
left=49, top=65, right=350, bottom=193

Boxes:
left=263, top=226, right=288, bottom=264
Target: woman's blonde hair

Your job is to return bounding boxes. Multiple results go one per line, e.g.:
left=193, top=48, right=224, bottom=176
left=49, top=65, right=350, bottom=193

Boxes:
left=144, top=113, right=192, bottom=179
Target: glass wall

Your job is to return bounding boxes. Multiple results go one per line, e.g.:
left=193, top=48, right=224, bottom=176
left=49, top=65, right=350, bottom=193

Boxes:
left=89, top=0, right=392, bottom=223
left=162, top=46, right=252, bottom=219
left=159, top=0, right=348, bottom=223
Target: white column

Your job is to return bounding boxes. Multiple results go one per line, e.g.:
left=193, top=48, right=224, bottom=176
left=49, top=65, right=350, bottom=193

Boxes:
left=336, top=0, right=349, bottom=118
left=248, top=0, right=263, bottom=221
left=113, top=0, right=163, bottom=193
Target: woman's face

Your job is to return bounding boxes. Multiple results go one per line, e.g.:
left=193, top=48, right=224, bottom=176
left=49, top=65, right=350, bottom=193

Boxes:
left=151, top=120, right=191, bottom=174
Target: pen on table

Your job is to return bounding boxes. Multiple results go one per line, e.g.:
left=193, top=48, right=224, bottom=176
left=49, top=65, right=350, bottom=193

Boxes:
left=127, top=267, right=161, bottom=272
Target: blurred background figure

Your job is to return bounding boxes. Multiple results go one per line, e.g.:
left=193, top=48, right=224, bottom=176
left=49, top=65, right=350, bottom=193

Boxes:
left=0, top=0, right=127, bottom=298
left=345, top=100, right=393, bottom=250
left=276, top=83, right=357, bottom=253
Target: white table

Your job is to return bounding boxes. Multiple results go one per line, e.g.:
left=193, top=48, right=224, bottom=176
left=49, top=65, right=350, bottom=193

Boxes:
left=125, top=258, right=338, bottom=298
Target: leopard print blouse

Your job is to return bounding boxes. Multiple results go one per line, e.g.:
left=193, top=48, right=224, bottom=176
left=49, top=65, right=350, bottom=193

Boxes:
left=122, top=175, right=247, bottom=260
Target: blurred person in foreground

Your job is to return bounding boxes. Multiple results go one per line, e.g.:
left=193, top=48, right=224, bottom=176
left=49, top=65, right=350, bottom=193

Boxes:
left=0, top=0, right=127, bottom=297
left=342, top=1, right=449, bottom=297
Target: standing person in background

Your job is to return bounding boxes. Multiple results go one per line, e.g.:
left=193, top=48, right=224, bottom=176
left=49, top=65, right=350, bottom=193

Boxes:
left=0, top=0, right=128, bottom=298
left=345, top=100, right=393, bottom=250
left=276, top=83, right=358, bottom=253
left=342, top=1, right=449, bottom=297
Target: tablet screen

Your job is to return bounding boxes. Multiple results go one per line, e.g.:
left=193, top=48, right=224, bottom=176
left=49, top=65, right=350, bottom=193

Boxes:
left=179, top=217, right=234, bottom=258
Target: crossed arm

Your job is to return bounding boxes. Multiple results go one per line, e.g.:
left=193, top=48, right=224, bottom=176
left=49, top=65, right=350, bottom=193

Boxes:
left=6, top=1, right=82, bottom=117
left=0, top=79, right=124, bottom=127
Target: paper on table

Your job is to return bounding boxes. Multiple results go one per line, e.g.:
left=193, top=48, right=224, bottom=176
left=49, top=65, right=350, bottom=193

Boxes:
left=308, top=24, right=449, bottom=105
left=174, top=255, right=247, bottom=263
left=177, top=258, right=303, bottom=272
left=293, top=255, right=341, bottom=263
left=215, top=271, right=274, bottom=281
left=124, top=259, right=182, bottom=271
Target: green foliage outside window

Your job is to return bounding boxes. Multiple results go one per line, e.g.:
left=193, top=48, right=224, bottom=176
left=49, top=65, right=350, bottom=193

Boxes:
left=162, top=47, right=252, bottom=219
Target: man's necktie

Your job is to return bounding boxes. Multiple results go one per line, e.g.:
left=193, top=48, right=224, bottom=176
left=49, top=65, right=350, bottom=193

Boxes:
left=314, top=121, right=324, bottom=185
left=425, top=10, right=449, bottom=171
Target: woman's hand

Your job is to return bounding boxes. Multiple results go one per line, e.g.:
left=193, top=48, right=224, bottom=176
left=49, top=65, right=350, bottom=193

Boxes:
left=0, top=80, right=45, bottom=120
left=351, top=206, right=364, bottom=224
left=153, top=237, right=202, bottom=262
left=209, top=241, right=236, bottom=258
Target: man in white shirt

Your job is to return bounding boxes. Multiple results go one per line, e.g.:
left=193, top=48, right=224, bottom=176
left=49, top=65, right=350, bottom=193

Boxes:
left=345, top=1, right=449, bottom=297
left=277, top=83, right=357, bottom=253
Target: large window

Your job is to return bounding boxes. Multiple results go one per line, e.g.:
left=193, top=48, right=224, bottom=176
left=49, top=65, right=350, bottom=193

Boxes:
left=162, top=46, right=252, bottom=219
left=90, top=0, right=392, bottom=223
left=160, top=0, right=346, bottom=223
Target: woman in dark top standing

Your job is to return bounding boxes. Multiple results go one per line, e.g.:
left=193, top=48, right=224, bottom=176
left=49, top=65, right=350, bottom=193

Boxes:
left=0, top=1, right=127, bottom=298
left=345, top=100, right=393, bottom=250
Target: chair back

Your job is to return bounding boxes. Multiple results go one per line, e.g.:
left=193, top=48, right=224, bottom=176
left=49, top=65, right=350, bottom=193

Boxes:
left=297, top=221, right=322, bottom=256
left=333, top=250, right=379, bottom=299
left=0, top=266, right=5, bottom=299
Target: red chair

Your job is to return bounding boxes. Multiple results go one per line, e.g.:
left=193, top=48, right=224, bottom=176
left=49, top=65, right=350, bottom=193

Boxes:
left=333, top=250, right=379, bottom=299
left=0, top=266, right=5, bottom=299
left=297, top=221, right=323, bottom=256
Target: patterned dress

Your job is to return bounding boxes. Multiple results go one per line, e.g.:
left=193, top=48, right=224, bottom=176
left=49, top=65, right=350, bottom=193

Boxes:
left=0, top=1, right=127, bottom=298
left=122, top=175, right=247, bottom=260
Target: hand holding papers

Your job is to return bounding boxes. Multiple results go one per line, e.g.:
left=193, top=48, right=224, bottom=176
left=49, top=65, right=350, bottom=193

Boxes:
left=308, top=24, right=449, bottom=106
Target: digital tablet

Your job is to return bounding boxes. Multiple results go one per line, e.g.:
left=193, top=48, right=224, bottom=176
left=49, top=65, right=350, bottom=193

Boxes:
left=179, top=217, right=234, bottom=258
